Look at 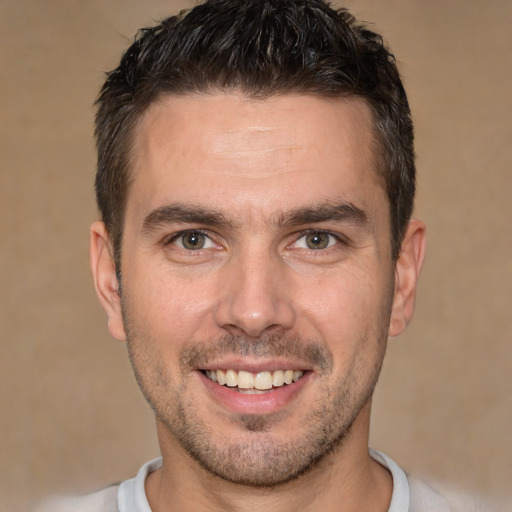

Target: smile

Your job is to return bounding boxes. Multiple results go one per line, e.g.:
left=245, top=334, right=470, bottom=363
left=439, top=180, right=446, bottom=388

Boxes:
left=203, top=369, right=304, bottom=393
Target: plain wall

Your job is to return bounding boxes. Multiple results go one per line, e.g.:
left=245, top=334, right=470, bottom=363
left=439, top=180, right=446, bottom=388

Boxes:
left=1, top=1, right=511, bottom=510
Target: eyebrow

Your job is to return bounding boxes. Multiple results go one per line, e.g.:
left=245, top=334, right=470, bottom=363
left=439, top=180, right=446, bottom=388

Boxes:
left=142, top=204, right=235, bottom=233
left=281, top=202, right=369, bottom=227
left=141, top=201, right=369, bottom=234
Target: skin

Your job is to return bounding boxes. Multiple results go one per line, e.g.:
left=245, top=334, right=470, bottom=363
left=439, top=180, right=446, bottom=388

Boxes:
left=90, top=93, right=425, bottom=511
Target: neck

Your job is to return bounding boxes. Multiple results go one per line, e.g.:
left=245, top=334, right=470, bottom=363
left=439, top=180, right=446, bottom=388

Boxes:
left=145, top=405, right=392, bottom=512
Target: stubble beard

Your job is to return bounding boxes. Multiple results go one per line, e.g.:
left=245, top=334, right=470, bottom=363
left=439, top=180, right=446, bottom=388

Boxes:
left=124, top=325, right=387, bottom=488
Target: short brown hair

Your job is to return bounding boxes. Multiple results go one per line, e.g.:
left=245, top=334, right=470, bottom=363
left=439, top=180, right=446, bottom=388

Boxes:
left=95, top=0, right=415, bottom=268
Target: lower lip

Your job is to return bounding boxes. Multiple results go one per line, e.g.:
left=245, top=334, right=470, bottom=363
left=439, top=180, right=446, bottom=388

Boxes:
left=198, top=371, right=312, bottom=415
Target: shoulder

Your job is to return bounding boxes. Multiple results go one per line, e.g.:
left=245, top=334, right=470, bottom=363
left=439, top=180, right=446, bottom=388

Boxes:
left=35, top=484, right=119, bottom=512
left=410, top=478, right=509, bottom=512
left=370, top=450, right=451, bottom=512
left=370, top=449, right=497, bottom=512
left=35, top=458, right=162, bottom=512
left=408, top=477, right=451, bottom=512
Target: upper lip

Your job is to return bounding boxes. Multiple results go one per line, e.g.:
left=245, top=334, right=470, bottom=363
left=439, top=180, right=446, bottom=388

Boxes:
left=196, top=357, right=313, bottom=373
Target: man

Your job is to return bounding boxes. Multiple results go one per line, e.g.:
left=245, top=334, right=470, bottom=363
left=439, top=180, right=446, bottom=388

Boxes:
left=45, top=0, right=453, bottom=510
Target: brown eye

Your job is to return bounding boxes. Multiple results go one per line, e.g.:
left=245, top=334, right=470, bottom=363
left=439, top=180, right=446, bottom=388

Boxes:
left=174, top=231, right=212, bottom=250
left=183, top=232, right=205, bottom=249
left=304, top=232, right=332, bottom=249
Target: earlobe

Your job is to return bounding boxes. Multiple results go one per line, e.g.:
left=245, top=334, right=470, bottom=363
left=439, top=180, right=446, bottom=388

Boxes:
left=89, top=221, right=127, bottom=341
left=388, top=220, right=426, bottom=337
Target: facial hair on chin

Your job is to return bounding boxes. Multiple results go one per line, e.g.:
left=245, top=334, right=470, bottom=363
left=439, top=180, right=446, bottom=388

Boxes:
left=125, top=323, right=386, bottom=488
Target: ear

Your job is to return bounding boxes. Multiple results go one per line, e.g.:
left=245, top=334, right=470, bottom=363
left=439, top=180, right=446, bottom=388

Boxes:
left=388, top=219, right=426, bottom=337
left=89, top=221, right=127, bottom=341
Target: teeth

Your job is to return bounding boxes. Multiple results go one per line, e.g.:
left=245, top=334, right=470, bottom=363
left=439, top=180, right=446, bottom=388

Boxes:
left=204, top=369, right=304, bottom=390
left=216, top=369, right=226, bottom=386
left=239, top=388, right=268, bottom=395
left=254, top=371, right=273, bottom=390
left=238, top=370, right=254, bottom=389
left=225, top=369, right=237, bottom=387
left=272, top=370, right=284, bottom=387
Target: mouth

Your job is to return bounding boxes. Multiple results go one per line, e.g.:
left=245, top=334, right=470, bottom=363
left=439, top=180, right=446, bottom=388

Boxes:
left=202, top=369, right=305, bottom=394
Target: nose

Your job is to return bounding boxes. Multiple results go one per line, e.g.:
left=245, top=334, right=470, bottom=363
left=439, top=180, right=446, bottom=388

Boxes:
left=214, top=250, right=296, bottom=337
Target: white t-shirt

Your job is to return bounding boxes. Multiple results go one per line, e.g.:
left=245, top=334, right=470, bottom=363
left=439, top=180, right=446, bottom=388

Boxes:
left=37, top=450, right=457, bottom=511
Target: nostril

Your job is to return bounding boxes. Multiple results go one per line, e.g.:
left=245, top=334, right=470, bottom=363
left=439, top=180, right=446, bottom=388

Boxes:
left=213, top=266, right=296, bottom=336
left=221, top=324, right=249, bottom=337
left=222, top=319, right=289, bottom=338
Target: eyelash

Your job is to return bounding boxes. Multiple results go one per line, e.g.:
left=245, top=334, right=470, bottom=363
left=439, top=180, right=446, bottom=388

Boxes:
left=166, top=229, right=217, bottom=250
left=291, top=229, right=347, bottom=251
left=165, top=229, right=346, bottom=252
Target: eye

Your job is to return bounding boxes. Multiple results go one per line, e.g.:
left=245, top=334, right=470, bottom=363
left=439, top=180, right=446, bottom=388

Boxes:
left=294, top=231, right=337, bottom=250
left=171, top=231, right=215, bottom=250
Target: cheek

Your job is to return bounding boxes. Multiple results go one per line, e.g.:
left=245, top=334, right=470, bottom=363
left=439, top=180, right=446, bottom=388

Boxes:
left=123, top=261, right=220, bottom=342
left=294, top=267, right=393, bottom=348
left=295, top=268, right=368, bottom=317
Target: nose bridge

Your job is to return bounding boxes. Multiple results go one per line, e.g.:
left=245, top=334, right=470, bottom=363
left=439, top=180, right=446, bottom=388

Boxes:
left=214, top=243, right=295, bottom=337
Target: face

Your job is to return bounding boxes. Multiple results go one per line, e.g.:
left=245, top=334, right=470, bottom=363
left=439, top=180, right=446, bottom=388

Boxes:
left=92, top=93, right=421, bottom=487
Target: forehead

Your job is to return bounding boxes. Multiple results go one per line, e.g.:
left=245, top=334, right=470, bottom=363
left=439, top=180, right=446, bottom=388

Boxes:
left=127, top=93, right=385, bottom=224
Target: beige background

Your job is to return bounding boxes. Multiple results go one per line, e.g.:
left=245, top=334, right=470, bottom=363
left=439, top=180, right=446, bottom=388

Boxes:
left=1, top=1, right=511, bottom=510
